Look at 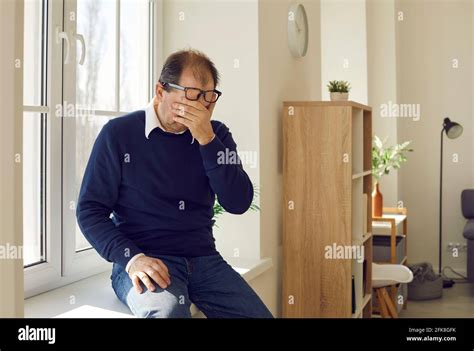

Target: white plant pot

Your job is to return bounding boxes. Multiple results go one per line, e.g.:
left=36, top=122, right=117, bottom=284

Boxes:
left=330, top=92, right=349, bottom=101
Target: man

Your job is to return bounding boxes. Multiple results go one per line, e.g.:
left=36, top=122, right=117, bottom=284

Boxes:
left=76, top=49, right=272, bottom=318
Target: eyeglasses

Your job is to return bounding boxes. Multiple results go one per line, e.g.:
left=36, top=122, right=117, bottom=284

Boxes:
left=160, top=81, right=222, bottom=103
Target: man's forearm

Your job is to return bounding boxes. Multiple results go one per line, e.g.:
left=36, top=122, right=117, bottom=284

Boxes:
left=199, top=135, right=253, bottom=214
left=76, top=202, right=143, bottom=268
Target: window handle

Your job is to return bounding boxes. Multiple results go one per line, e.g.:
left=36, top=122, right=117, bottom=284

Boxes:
left=56, top=27, right=70, bottom=64
left=75, top=33, right=86, bottom=65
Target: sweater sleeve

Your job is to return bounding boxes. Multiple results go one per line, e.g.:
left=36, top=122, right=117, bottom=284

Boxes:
left=76, top=121, right=142, bottom=269
left=199, top=122, right=254, bottom=214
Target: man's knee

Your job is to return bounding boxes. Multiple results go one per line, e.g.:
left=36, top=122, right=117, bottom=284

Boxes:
left=130, top=292, right=191, bottom=318
left=139, top=303, right=191, bottom=318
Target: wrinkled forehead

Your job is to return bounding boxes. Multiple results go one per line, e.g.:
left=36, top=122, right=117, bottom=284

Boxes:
left=179, top=66, right=215, bottom=91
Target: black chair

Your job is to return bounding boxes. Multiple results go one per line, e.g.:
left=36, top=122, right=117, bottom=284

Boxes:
left=462, top=189, right=474, bottom=283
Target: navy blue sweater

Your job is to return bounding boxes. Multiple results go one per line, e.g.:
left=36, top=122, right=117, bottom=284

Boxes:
left=76, top=110, right=253, bottom=269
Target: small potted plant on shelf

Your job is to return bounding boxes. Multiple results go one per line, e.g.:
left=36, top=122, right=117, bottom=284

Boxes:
left=372, top=135, right=413, bottom=217
left=327, top=80, right=351, bottom=101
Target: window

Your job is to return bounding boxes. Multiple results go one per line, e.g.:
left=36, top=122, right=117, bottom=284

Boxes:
left=23, top=0, right=48, bottom=268
left=23, top=0, right=158, bottom=296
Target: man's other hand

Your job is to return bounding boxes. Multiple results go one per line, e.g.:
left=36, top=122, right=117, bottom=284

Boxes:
left=128, top=255, right=171, bottom=293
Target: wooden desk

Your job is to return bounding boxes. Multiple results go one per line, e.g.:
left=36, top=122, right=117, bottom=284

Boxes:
left=372, top=207, right=408, bottom=312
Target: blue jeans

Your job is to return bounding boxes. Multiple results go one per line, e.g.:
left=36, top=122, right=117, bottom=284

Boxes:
left=110, top=253, right=273, bottom=318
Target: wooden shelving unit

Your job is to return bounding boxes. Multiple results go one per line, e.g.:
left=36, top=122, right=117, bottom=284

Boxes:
left=282, top=101, right=373, bottom=318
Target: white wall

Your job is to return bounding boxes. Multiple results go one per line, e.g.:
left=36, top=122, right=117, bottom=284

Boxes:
left=366, top=0, right=399, bottom=206
left=320, top=0, right=368, bottom=103
left=162, top=0, right=261, bottom=261
left=0, top=0, right=24, bottom=317
left=396, top=0, right=473, bottom=273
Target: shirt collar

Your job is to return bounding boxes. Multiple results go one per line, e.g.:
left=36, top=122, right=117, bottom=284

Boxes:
left=144, top=100, right=187, bottom=139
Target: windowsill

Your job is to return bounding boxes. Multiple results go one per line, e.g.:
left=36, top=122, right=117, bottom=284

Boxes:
left=24, top=257, right=273, bottom=318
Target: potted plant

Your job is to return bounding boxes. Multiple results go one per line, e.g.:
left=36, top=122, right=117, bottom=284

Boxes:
left=213, top=185, right=260, bottom=227
left=372, top=136, right=413, bottom=217
left=327, top=80, right=351, bottom=101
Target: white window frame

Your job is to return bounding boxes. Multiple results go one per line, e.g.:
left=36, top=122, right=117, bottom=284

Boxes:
left=24, top=0, right=162, bottom=298
left=24, top=0, right=64, bottom=298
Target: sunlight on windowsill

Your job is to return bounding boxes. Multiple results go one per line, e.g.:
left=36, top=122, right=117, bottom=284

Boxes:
left=25, top=257, right=273, bottom=318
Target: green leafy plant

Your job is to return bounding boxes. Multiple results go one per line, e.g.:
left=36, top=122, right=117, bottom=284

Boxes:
left=213, top=185, right=260, bottom=227
left=327, top=80, right=351, bottom=93
left=372, top=135, right=413, bottom=182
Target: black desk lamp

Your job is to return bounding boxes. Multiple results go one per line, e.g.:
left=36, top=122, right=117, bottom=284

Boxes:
left=439, top=117, right=463, bottom=288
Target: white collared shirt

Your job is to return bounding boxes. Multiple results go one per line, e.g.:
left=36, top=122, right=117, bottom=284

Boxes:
left=144, top=100, right=194, bottom=143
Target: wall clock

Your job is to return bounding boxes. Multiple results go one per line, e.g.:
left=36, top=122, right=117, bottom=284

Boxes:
left=288, top=3, right=309, bottom=58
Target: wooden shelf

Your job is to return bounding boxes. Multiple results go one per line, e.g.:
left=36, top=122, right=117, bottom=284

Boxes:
left=352, top=177, right=364, bottom=242
left=282, top=100, right=372, bottom=111
left=363, top=232, right=372, bottom=244
left=352, top=170, right=372, bottom=180
left=353, top=293, right=372, bottom=318
left=352, top=232, right=372, bottom=246
left=352, top=108, right=364, bottom=175
left=282, top=101, right=372, bottom=318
